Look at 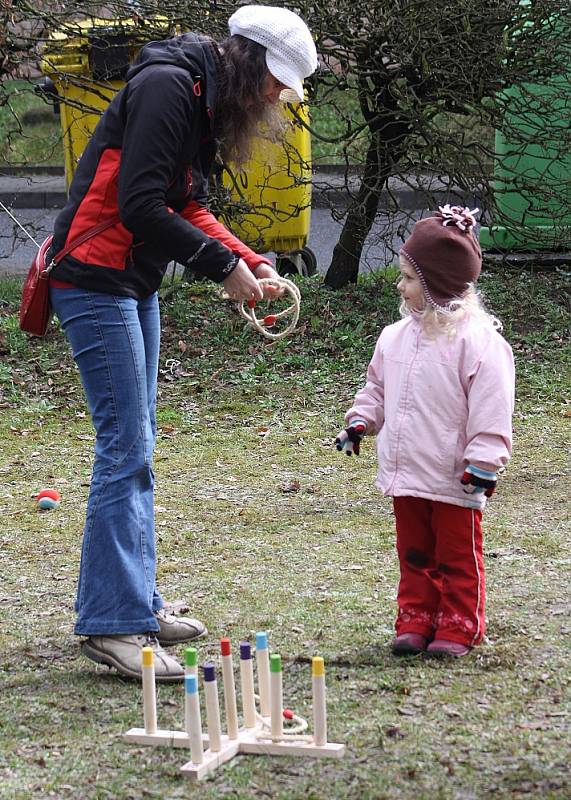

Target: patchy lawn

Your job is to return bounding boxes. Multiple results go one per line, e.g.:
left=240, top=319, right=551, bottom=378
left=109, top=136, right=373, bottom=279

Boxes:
left=0, top=267, right=569, bottom=799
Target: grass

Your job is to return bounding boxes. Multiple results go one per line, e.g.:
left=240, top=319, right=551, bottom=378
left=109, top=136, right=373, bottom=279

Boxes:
left=308, top=86, right=367, bottom=166
left=0, top=78, right=492, bottom=172
left=0, top=76, right=352, bottom=169
left=0, top=266, right=569, bottom=798
left=0, top=80, right=64, bottom=169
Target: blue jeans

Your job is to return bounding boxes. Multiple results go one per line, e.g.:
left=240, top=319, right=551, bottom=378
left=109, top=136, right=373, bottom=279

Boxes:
left=50, top=287, right=164, bottom=635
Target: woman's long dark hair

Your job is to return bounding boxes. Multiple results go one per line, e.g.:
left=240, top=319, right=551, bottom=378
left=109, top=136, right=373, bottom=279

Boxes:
left=214, top=35, right=286, bottom=167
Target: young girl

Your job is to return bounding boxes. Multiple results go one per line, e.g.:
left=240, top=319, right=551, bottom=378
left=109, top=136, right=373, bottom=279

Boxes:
left=336, top=206, right=515, bottom=657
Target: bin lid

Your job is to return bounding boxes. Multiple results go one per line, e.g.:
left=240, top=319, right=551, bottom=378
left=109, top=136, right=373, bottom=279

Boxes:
left=40, top=16, right=176, bottom=78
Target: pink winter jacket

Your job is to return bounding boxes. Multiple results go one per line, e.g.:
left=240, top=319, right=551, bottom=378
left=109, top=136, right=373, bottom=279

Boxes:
left=345, top=313, right=515, bottom=510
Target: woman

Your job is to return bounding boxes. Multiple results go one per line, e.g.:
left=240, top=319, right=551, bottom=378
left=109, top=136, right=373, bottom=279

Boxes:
left=48, top=5, right=317, bottom=680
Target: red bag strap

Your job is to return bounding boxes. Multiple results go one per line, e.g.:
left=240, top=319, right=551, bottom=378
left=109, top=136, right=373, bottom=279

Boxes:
left=47, top=215, right=121, bottom=270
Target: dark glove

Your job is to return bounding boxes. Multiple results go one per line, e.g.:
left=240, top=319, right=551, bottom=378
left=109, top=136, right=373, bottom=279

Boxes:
left=335, top=420, right=367, bottom=456
left=461, top=465, right=497, bottom=498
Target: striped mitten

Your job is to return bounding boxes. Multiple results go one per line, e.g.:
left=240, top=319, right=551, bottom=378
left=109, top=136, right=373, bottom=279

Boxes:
left=461, top=465, right=497, bottom=498
left=335, top=420, right=367, bottom=456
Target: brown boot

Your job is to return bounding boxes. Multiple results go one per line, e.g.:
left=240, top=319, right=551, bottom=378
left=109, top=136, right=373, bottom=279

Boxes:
left=392, top=633, right=428, bottom=655
left=427, top=639, right=471, bottom=658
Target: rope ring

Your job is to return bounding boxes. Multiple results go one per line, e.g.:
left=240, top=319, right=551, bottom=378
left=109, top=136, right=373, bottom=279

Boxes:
left=238, top=277, right=301, bottom=341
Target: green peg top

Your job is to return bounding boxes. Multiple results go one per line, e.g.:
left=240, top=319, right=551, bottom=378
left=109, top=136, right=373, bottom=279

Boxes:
left=185, top=647, right=198, bottom=667
left=269, top=653, right=282, bottom=673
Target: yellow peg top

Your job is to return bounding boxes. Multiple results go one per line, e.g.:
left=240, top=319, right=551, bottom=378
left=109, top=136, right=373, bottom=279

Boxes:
left=312, top=656, right=325, bottom=677
left=142, top=646, right=154, bottom=667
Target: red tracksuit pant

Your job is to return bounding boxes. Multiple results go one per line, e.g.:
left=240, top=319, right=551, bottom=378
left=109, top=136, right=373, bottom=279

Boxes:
left=393, top=496, right=486, bottom=647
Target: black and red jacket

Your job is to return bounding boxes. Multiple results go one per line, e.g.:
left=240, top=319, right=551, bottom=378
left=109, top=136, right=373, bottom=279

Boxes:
left=50, top=33, right=270, bottom=298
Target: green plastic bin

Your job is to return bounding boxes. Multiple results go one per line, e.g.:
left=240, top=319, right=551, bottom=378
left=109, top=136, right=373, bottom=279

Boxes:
left=480, top=75, right=571, bottom=251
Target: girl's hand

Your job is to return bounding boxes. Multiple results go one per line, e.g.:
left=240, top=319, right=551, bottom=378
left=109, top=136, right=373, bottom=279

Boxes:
left=223, top=258, right=264, bottom=303
left=335, top=420, right=368, bottom=456
left=461, top=465, right=497, bottom=497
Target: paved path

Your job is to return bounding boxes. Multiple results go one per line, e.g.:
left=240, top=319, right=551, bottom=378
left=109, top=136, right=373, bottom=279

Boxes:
left=0, top=170, right=456, bottom=277
left=0, top=207, right=58, bottom=276
left=2, top=172, right=566, bottom=282
left=0, top=206, right=421, bottom=278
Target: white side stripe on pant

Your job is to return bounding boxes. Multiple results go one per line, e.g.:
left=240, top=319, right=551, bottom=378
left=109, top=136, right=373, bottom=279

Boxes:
left=470, top=509, right=482, bottom=646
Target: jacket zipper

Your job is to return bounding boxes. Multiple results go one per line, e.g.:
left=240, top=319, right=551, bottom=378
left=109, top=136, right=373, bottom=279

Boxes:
left=388, top=328, right=420, bottom=494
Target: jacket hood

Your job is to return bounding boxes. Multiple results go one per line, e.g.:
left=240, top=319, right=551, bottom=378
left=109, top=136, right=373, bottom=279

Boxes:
left=127, top=33, right=219, bottom=115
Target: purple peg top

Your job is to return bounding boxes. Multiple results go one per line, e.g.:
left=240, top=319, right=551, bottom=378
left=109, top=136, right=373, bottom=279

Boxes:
left=240, top=641, right=252, bottom=660
left=203, top=662, right=216, bottom=682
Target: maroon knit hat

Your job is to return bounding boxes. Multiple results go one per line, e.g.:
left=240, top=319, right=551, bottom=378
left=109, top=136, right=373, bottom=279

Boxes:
left=400, top=205, right=482, bottom=309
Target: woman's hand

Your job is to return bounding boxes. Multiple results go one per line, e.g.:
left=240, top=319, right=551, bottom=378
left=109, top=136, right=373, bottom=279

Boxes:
left=252, top=263, right=284, bottom=298
left=223, top=258, right=264, bottom=303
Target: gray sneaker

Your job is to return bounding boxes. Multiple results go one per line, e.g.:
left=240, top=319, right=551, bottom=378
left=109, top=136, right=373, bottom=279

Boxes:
left=81, top=633, right=185, bottom=681
left=154, top=607, right=207, bottom=645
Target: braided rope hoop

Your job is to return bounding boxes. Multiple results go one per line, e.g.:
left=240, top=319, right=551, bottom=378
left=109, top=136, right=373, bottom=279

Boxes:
left=238, top=277, right=301, bottom=341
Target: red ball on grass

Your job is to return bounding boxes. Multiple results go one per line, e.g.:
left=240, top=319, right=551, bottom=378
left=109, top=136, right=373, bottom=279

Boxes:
left=37, top=488, right=61, bottom=510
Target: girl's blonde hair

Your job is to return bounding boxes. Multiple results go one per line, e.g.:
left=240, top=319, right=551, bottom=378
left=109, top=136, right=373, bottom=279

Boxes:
left=399, top=285, right=502, bottom=339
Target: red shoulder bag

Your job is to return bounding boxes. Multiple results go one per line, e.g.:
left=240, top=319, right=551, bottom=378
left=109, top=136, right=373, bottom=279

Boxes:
left=19, top=216, right=120, bottom=337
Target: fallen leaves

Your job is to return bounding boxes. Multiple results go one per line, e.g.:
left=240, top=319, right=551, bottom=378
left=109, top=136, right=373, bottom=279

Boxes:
left=281, top=480, right=301, bottom=493
left=517, top=720, right=550, bottom=730
left=385, top=726, right=406, bottom=738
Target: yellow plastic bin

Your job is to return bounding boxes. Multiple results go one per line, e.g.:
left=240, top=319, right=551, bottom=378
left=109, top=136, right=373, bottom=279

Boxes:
left=40, top=19, right=169, bottom=189
left=40, top=20, right=315, bottom=275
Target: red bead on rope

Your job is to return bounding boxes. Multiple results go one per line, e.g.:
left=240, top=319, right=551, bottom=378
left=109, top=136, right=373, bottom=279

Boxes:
left=237, top=277, right=300, bottom=341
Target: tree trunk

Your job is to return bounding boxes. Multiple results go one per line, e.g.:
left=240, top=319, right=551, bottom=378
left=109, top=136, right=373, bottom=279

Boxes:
left=324, top=132, right=386, bottom=288
left=325, top=60, right=414, bottom=290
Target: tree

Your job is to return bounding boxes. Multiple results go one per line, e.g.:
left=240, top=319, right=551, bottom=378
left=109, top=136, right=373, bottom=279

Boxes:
left=1, top=1, right=570, bottom=284
left=301, top=0, right=570, bottom=286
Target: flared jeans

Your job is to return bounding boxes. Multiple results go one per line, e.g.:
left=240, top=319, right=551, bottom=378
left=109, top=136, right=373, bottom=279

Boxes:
left=50, top=287, right=164, bottom=635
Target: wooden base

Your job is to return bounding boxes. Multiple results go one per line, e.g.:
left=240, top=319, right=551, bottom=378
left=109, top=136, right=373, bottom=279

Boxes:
left=123, top=728, right=207, bottom=748
left=179, top=737, right=241, bottom=780
left=238, top=736, right=345, bottom=759
left=124, top=723, right=345, bottom=781
left=180, top=727, right=344, bottom=780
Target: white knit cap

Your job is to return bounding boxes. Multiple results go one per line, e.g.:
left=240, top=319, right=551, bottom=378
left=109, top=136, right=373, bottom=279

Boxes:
left=228, top=5, right=317, bottom=101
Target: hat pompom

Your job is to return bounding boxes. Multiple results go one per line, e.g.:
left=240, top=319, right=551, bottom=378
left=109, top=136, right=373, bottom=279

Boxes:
left=437, top=205, right=479, bottom=232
